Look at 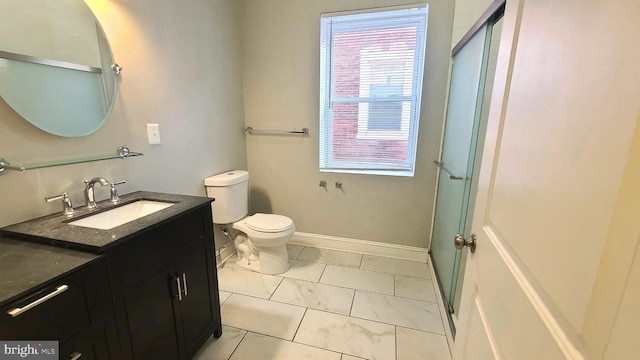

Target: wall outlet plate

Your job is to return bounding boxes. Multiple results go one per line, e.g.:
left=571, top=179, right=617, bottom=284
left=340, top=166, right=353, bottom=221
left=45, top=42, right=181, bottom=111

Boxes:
left=147, top=123, right=161, bottom=144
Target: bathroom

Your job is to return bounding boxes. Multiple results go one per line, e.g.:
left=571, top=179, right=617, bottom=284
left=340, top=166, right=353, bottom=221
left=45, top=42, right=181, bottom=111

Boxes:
left=1, top=0, right=639, bottom=359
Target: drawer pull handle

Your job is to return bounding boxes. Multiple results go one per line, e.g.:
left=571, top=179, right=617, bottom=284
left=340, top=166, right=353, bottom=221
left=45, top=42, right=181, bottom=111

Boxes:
left=176, top=276, right=183, bottom=301
left=6, top=285, right=69, bottom=317
left=182, top=273, right=188, bottom=297
left=70, top=352, right=82, bottom=360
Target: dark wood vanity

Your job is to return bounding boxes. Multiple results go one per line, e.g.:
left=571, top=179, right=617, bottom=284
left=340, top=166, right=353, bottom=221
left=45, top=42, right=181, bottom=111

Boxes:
left=0, top=192, right=222, bottom=360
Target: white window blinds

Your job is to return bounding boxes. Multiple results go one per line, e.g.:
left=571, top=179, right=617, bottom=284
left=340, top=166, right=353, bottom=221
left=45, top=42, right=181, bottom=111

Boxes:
left=319, top=5, right=429, bottom=177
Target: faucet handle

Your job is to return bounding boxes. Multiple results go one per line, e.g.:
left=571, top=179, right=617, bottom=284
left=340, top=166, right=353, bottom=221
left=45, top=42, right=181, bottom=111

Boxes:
left=110, top=180, right=126, bottom=203
left=45, top=192, right=75, bottom=216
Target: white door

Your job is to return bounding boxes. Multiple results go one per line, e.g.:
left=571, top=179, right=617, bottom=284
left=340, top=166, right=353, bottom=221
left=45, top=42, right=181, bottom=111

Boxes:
left=452, top=0, right=640, bottom=359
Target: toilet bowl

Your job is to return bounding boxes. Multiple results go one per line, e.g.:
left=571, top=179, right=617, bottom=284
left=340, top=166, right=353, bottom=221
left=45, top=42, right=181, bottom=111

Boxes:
left=232, top=213, right=295, bottom=274
left=204, top=170, right=295, bottom=275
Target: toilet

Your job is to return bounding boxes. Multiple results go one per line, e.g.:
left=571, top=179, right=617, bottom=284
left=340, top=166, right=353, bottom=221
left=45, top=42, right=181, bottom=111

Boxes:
left=204, top=170, right=295, bottom=275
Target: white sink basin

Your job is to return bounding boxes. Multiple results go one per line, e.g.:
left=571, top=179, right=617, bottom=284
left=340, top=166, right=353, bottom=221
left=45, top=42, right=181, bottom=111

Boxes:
left=69, top=200, right=175, bottom=230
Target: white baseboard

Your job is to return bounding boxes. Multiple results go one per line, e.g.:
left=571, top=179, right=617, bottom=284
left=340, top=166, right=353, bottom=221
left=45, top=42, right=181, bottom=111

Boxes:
left=289, top=232, right=429, bottom=263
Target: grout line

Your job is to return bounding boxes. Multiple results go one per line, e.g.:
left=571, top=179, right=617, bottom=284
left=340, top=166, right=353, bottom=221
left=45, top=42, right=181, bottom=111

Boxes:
left=392, top=293, right=438, bottom=304
left=347, top=311, right=446, bottom=336
left=220, top=265, right=423, bottom=300
left=395, top=325, right=398, bottom=360
left=316, top=261, right=430, bottom=279
left=395, top=324, right=450, bottom=336
left=317, top=263, right=328, bottom=283
left=353, top=288, right=434, bottom=305
left=226, top=328, right=249, bottom=360
left=291, top=307, right=308, bottom=341
left=393, top=274, right=397, bottom=296
left=310, top=308, right=410, bottom=331
left=218, top=288, right=275, bottom=301
left=243, top=328, right=343, bottom=356
left=268, top=275, right=286, bottom=300
left=348, top=290, right=357, bottom=316
left=358, top=253, right=364, bottom=269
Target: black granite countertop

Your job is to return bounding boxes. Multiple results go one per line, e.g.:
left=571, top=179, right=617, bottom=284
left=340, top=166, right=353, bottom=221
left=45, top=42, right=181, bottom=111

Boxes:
left=0, top=236, right=99, bottom=307
left=0, top=191, right=213, bottom=254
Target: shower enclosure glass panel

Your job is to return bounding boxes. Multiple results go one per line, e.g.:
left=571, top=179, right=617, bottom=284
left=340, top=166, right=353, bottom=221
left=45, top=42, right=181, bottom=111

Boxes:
left=430, top=25, right=490, bottom=325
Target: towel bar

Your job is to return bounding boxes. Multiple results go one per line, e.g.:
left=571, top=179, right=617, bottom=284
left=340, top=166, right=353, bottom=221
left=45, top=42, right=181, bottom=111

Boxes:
left=245, top=127, right=309, bottom=135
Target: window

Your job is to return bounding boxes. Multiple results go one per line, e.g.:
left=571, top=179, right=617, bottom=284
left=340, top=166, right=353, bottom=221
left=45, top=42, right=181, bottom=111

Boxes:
left=319, top=5, right=429, bottom=177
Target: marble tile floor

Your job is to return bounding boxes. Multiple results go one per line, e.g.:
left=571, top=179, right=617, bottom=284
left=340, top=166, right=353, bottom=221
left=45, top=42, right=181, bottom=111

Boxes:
left=193, top=245, right=451, bottom=360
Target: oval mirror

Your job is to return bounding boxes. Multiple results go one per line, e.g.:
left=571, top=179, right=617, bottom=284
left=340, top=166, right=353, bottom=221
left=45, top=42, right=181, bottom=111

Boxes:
left=0, top=0, right=118, bottom=137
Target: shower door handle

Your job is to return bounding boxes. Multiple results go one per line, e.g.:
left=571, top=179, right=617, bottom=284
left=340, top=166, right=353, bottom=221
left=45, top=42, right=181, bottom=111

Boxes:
left=433, top=161, right=464, bottom=180
left=454, top=234, right=477, bottom=253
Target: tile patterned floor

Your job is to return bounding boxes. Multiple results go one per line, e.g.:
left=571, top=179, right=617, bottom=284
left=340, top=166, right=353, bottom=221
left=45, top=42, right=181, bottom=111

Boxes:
left=193, top=245, right=451, bottom=360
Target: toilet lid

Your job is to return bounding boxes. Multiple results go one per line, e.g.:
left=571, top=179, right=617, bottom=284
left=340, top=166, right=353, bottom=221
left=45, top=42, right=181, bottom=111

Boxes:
left=245, top=213, right=293, bottom=233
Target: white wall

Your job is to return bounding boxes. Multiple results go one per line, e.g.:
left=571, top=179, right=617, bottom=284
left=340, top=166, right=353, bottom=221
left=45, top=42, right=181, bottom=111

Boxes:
left=241, top=0, right=454, bottom=247
left=0, top=0, right=247, bottom=251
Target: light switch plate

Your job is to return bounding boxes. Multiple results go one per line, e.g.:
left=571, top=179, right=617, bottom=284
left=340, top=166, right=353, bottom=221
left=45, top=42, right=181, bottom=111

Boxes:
left=147, top=123, right=161, bottom=144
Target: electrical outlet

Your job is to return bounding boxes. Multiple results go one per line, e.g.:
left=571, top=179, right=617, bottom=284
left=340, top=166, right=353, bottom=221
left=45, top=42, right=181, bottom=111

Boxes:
left=147, top=123, right=161, bottom=144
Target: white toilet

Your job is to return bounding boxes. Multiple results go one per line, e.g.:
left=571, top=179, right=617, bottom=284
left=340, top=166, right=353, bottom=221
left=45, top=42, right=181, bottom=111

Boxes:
left=204, top=170, right=295, bottom=275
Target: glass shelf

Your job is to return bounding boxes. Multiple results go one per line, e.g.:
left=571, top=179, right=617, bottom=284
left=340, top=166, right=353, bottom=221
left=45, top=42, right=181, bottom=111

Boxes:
left=0, top=147, right=143, bottom=174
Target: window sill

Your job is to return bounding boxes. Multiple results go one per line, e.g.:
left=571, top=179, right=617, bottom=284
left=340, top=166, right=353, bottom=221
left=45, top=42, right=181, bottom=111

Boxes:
left=320, top=168, right=414, bottom=177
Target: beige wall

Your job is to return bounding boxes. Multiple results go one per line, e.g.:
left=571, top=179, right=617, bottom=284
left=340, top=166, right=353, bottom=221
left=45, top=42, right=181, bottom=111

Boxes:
left=241, top=0, right=454, bottom=247
left=0, top=0, right=247, bottom=247
left=451, top=0, right=494, bottom=48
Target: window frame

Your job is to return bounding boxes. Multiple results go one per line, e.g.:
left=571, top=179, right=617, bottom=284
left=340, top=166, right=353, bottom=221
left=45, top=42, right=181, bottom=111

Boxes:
left=319, top=5, right=429, bottom=177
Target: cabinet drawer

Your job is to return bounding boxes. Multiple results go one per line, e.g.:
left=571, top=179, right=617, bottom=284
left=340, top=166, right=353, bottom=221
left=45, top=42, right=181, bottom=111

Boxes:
left=0, top=269, right=92, bottom=342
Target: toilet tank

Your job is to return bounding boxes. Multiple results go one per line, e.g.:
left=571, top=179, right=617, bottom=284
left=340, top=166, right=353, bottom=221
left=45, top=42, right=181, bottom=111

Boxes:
left=204, top=170, right=249, bottom=224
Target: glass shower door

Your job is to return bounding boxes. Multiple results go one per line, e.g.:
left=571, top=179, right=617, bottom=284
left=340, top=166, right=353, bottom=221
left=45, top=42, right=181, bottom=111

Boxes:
left=430, top=24, right=490, bottom=324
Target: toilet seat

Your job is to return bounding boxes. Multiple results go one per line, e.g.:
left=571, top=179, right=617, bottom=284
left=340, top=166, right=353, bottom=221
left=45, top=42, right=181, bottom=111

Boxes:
left=245, top=213, right=294, bottom=233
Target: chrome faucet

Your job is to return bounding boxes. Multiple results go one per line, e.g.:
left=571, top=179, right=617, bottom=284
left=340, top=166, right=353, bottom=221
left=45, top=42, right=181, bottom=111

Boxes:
left=84, top=177, right=109, bottom=210
left=45, top=192, right=75, bottom=216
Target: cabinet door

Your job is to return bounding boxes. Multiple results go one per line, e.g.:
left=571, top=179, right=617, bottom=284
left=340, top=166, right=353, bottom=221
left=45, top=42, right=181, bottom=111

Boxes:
left=122, top=263, right=181, bottom=360
left=174, top=242, right=217, bottom=357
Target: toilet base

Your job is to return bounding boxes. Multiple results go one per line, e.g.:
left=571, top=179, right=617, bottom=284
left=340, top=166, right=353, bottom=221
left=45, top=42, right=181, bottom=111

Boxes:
left=236, top=258, right=261, bottom=272
left=257, top=244, right=290, bottom=275
left=235, top=244, right=289, bottom=275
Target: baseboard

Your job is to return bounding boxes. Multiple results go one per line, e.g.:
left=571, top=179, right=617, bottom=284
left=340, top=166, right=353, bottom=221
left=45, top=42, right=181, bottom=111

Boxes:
left=289, top=232, right=429, bottom=263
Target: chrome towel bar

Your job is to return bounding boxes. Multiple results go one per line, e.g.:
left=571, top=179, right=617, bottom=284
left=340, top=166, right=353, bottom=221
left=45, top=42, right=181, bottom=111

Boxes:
left=245, top=127, right=309, bottom=135
left=433, top=161, right=464, bottom=180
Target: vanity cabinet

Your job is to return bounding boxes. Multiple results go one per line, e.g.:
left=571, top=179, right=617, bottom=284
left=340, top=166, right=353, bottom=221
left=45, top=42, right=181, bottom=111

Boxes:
left=0, top=259, right=116, bottom=360
left=0, top=192, right=221, bottom=360
left=106, top=204, right=222, bottom=360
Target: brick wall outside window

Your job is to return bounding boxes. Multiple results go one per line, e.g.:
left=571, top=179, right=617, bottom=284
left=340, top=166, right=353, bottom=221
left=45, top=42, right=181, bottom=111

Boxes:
left=331, top=27, right=417, bottom=164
